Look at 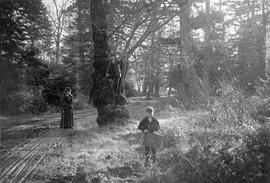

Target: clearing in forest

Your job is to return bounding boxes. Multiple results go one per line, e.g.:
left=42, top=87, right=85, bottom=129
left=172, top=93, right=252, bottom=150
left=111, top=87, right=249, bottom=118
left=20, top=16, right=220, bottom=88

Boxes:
left=1, top=96, right=198, bottom=183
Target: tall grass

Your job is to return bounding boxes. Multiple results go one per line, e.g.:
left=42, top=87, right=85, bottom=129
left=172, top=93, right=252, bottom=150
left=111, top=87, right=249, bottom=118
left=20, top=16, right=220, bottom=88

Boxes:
left=138, top=81, right=270, bottom=183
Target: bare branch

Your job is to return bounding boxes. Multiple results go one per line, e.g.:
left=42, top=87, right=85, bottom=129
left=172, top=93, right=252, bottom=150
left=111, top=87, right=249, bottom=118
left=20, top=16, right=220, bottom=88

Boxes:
left=126, top=11, right=178, bottom=59
left=108, top=0, right=139, bottom=38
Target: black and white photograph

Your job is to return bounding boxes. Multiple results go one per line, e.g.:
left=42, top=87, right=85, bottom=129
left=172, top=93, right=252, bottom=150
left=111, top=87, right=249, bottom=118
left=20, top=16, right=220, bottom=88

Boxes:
left=0, top=0, right=270, bottom=182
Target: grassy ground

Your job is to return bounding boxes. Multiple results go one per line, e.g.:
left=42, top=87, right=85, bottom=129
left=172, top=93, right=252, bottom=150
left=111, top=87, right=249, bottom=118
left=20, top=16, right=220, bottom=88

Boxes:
left=12, top=96, right=194, bottom=183
left=2, top=96, right=268, bottom=183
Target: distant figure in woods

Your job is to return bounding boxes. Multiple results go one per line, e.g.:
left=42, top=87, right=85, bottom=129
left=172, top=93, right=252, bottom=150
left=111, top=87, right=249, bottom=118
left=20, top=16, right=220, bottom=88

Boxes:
left=138, top=106, right=160, bottom=167
left=106, top=54, right=125, bottom=94
left=60, top=87, right=74, bottom=128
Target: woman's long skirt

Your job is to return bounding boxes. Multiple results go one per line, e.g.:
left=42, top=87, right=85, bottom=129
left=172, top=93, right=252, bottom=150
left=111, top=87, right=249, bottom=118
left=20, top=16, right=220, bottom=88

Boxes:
left=60, top=107, right=74, bottom=128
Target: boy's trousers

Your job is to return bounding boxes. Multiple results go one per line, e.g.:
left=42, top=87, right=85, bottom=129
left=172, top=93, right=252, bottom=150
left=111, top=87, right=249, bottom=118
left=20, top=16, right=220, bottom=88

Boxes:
left=145, top=146, right=156, bottom=166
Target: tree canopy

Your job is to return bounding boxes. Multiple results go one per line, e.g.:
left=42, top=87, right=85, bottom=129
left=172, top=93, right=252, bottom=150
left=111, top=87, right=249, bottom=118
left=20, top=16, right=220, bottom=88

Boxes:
left=1, top=0, right=270, bottom=114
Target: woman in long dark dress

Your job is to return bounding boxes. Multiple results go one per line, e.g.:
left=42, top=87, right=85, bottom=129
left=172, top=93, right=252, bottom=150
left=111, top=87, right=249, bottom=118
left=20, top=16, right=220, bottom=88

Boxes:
left=60, top=87, right=74, bottom=128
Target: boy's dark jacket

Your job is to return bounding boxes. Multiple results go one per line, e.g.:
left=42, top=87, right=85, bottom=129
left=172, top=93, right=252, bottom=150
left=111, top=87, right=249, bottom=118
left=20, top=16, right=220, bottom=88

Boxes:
left=138, top=117, right=160, bottom=133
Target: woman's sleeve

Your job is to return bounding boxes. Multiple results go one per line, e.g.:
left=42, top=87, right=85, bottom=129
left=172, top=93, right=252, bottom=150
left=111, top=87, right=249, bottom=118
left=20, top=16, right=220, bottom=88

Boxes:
left=62, top=95, right=67, bottom=106
left=65, top=95, right=72, bottom=104
left=69, top=95, right=73, bottom=104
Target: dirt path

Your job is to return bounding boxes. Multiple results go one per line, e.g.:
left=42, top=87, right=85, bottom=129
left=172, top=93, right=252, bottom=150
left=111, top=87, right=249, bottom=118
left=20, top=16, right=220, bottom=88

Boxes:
left=0, top=108, right=98, bottom=183
left=0, top=129, right=71, bottom=183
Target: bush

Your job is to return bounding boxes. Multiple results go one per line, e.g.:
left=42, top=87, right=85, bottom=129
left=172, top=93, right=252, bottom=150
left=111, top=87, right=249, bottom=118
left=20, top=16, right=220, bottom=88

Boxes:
left=210, top=81, right=260, bottom=132
left=0, top=91, right=26, bottom=115
left=26, top=90, right=48, bottom=114
left=1, top=89, right=48, bottom=115
left=144, top=126, right=269, bottom=183
left=139, top=80, right=269, bottom=183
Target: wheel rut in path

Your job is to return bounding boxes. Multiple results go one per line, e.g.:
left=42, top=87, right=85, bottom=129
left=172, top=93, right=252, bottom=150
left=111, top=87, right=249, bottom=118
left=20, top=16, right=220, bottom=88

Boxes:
left=0, top=128, right=75, bottom=183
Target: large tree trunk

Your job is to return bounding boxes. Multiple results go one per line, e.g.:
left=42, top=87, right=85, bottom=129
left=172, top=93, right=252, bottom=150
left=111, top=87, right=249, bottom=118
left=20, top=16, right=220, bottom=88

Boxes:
left=75, top=0, right=82, bottom=91
left=202, top=0, right=211, bottom=93
left=177, top=1, right=203, bottom=108
left=146, top=32, right=156, bottom=99
left=154, top=55, right=161, bottom=97
left=266, top=27, right=270, bottom=78
left=90, top=0, right=129, bottom=126
left=154, top=78, right=160, bottom=97
left=154, top=32, right=161, bottom=97
left=146, top=72, right=154, bottom=99
left=168, top=57, right=173, bottom=97
left=137, top=72, right=141, bottom=92
left=263, top=0, right=270, bottom=78
left=142, top=77, right=148, bottom=94
left=177, top=1, right=192, bottom=107
left=55, top=33, right=60, bottom=63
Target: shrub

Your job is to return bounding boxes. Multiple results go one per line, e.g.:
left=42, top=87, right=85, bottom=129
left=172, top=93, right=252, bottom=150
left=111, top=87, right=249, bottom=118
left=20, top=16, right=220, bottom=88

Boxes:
left=26, top=90, right=48, bottom=114
left=1, top=89, right=48, bottom=115
left=139, top=80, right=269, bottom=183
left=210, top=81, right=260, bottom=132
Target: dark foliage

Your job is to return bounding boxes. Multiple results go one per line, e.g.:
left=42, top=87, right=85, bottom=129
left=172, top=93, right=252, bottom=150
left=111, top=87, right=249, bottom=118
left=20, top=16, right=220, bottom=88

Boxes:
left=0, top=0, right=53, bottom=114
left=42, top=64, right=76, bottom=108
left=194, top=128, right=269, bottom=183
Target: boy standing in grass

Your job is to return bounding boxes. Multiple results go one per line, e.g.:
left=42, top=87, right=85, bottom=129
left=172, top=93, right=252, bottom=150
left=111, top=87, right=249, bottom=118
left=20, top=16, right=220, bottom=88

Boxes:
left=138, top=106, right=160, bottom=167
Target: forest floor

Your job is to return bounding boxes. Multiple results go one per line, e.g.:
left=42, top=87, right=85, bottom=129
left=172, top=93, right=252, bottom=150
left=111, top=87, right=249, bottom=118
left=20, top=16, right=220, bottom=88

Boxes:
left=0, top=96, right=201, bottom=183
left=2, top=95, right=267, bottom=183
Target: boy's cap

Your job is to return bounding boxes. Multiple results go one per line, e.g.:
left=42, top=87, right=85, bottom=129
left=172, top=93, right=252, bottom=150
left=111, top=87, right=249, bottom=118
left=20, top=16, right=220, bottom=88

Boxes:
left=146, top=106, right=154, bottom=113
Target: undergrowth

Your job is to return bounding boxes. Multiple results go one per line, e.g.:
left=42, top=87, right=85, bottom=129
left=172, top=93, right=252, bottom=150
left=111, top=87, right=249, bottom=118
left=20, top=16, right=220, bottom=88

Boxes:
left=139, top=81, right=270, bottom=183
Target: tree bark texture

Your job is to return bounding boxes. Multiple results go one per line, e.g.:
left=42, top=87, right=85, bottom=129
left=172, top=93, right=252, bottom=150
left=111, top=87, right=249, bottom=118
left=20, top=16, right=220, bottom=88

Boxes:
left=266, top=27, right=270, bottom=78
left=90, top=0, right=129, bottom=126
left=202, top=0, right=211, bottom=94
left=263, top=0, right=270, bottom=78
left=177, top=1, right=204, bottom=108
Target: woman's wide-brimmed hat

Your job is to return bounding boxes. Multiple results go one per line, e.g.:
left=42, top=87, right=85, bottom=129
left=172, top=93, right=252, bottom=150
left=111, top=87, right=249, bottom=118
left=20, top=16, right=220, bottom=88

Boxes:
left=64, top=87, right=71, bottom=91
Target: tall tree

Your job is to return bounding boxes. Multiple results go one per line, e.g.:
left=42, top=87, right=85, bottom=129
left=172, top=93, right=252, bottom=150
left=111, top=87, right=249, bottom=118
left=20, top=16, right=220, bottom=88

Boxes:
left=61, top=0, right=94, bottom=96
left=156, top=0, right=225, bottom=105
left=47, top=0, right=72, bottom=63
left=108, top=0, right=178, bottom=94
left=202, top=0, right=211, bottom=92
left=266, top=28, right=270, bottom=77
left=175, top=0, right=205, bottom=107
left=0, top=0, right=52, bottom=113
left=223, top=0, right=270, bottom=92
left=90, top=0, right=129, bottom=126
left=263, top=0, right=270, bottom=77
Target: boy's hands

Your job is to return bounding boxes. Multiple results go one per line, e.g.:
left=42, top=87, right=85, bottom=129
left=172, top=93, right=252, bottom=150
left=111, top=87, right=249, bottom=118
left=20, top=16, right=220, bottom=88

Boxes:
left=143, top=129, right=150, bottom=134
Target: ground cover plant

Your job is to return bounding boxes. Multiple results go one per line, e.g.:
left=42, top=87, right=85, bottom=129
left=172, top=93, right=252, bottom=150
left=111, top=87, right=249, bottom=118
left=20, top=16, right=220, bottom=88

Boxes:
left=138, top=81, right=270, bottom=183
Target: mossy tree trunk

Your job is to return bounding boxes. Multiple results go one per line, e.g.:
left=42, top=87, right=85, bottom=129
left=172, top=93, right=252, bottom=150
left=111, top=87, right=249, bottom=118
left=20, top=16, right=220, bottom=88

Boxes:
left=90, top=0, right=129, bottom=126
